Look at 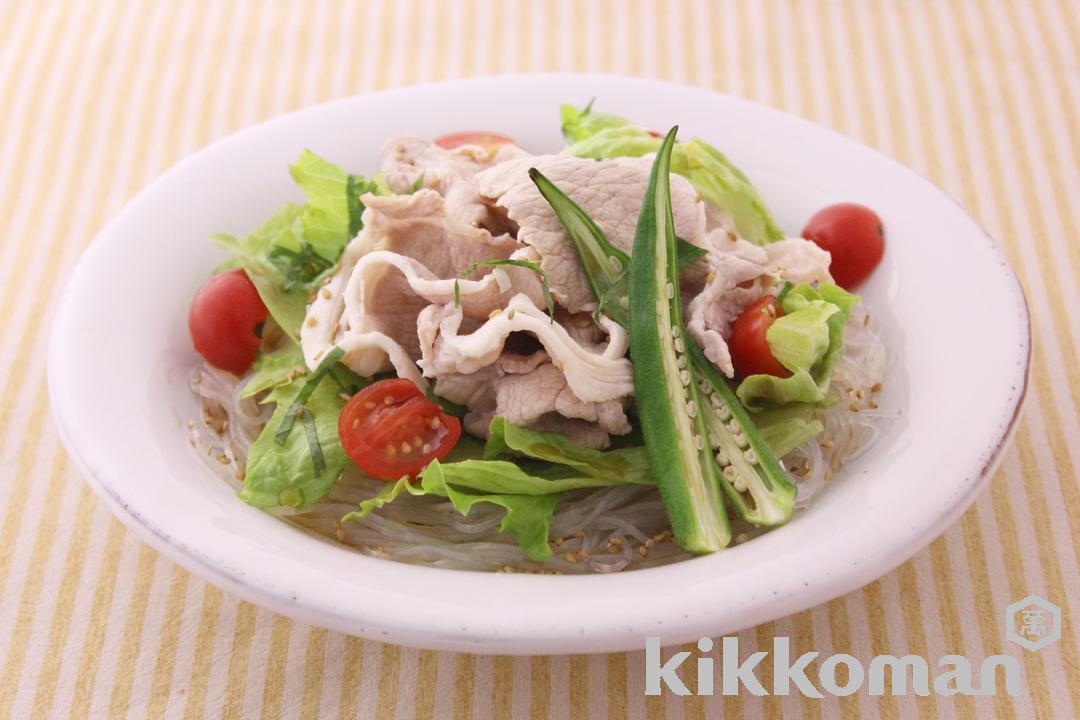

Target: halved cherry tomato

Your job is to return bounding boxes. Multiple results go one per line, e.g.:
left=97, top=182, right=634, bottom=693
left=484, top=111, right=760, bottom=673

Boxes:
left=338, top=378, right=461, bottom=480
left=801, top=203, right=884, bottom=289
left=433, top=131, right=514, bottom=151
left=188, top=268, right=268, bottom=375
left=729, top=296, right=791, bottom=379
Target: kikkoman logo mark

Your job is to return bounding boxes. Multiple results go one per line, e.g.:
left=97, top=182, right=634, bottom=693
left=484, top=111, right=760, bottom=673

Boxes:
left=1006, top=595, right=1061, bottom=651
left=644, top=595, right=1062, bottom=697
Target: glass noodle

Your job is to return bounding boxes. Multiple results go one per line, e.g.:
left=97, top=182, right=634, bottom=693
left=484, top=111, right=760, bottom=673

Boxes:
left=188, top=309, right=892, bottom=573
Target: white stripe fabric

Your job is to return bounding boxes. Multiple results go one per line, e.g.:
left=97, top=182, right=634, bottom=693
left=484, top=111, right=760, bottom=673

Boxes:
left=1, top=1, right=1077, bottom=718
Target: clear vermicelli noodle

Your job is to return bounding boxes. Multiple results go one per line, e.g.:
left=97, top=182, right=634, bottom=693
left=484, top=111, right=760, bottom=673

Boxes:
left=189, top=307, right=891, bottom=573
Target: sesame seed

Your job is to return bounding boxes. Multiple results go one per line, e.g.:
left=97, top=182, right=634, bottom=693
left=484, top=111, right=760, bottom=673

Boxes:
left=869, top=399, right=879, bottom=409
left=638, top=546, right=649, bottom=557
left=400, top=441, right=412, bottom=453
left=821, top=440, right=834, bottom=449
left=422, top=443, right=432, bottom=453
left=384, top=396, right=395, bottom=405
left=564, top=552, right=578, bottom=563
left=386, top=444, right=397, bottom=457
left=553, top=536, right=564, bottom=547
left=320, top=288, right=332, bottom=300
left=871, top=382, right=882, bottom=393
left=429, top=417, right=441, bottom=429
left=306, top=316, right=317, bottom=327
left=572, top=530, right=585, bottom=539
left=849, top=402, right=859, bottom=412
left=364, top=401, right=376, bottom=410
left=488, top=308, right=502, bottom=319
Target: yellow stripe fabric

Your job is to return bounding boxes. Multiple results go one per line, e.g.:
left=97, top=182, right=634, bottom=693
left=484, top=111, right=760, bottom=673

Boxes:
left=3, top=0, right=1077, bottom=717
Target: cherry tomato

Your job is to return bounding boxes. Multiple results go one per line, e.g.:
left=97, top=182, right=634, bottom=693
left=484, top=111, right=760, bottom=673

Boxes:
left=188, top=268, right=268, bottom=375
left=729, top=296, right=791, bottom=379
left=801, top=203, right=885, bottom=289
left=338, top=378, right=462, bottom=480
left=433, top=131, right=514, bottom=151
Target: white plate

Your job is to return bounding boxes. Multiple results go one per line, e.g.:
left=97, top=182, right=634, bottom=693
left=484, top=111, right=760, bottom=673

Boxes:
left=48, top=75, right=1029, bottom=655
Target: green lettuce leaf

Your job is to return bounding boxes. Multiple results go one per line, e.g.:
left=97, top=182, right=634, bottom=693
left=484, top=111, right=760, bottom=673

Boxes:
left=736, top=283, right=860, bottom=410
left=343, top=418, right=656, bottom=561
left=212, top=204, right=311, bottom=339
left=240, top=341, right=307, bottom=399
left=211, top=151, right=379, bottom=338
left=290, top=149, right=377, bottom=255
left=560, top=103, right=783, bottom=245
left=751, top=406, right=825, bottom=457
left=239, top=357, right=365, bottom=510
left=344, top=461, right=560, bottom=561
left=483, top=416, right=652, bottom=484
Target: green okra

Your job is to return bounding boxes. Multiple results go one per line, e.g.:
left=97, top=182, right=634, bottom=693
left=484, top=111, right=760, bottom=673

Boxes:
left=628, top=127, right=732, bottom=552
left=534, top=128, right=797, bottom=552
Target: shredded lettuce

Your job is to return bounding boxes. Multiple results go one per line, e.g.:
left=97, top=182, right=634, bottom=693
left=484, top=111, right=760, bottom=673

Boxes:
left=212, top=151, right=380, bottom=338
left=736, top=283, right=860, bottom=410
left=560, top=103, right=784, bottom=245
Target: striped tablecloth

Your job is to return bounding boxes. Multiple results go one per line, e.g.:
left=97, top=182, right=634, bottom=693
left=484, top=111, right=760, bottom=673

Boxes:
left=2, top=1, right=1078, bottom=717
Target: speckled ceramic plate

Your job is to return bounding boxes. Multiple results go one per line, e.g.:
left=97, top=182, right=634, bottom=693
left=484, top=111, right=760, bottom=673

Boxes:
left=48, top=74, right=1029, bottom=654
